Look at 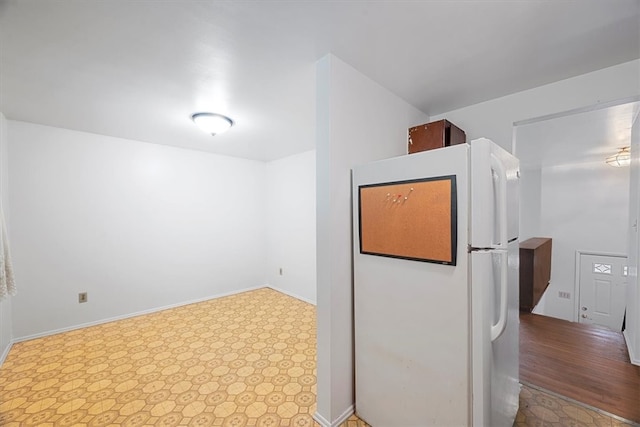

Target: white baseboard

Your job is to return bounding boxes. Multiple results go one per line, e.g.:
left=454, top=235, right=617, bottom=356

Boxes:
left=12, top=285, right=268, bottom=343
left=313, top=412, right=332, bottom=427
left=334, top=406, right=355, bottom=426
left=266, top=285, right=316, bottom=306
left=623, top=330, right=640, bottom=366
left=0, top=340, right=13, bottom=366
left=313, top=405, right=354, bottom=427
left=4, top=284, right=316, bottom=366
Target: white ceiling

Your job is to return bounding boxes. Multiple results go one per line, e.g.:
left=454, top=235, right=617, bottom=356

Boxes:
left=1, top=0, right=639, bottom=161
left=516, top=101, right=640, bottom=170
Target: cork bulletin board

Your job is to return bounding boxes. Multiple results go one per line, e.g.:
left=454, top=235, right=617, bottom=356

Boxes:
left=358, top=176, right=457, bottom=265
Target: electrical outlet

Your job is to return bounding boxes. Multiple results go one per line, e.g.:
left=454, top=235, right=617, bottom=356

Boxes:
left=78, top=292, right=88, bottom=303
left=558, top=291, right=570, bottom=299
left=279, top=268, right=283, bottom=276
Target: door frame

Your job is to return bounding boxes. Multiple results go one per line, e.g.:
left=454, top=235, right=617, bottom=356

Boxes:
left=574, top=250, right=627, bottom=323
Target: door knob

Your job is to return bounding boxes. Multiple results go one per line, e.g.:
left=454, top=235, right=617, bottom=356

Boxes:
left=581, top=314, right=587, bottom=318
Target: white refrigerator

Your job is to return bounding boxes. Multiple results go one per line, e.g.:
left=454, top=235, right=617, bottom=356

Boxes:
left=352, top=138, right=520, bottom=427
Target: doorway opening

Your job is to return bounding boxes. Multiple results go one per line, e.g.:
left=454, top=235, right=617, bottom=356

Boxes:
left=512, top=97, right=640, bottom=422
left=513, top=97, right=639, bottom=330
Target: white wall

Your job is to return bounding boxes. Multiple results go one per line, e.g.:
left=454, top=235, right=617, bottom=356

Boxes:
left=519, top=167, right=542, bottom=241
left=0, top=112, right=12, bottom=362
left=266, top=150, right=316, bottom=304
left=315, top=54, right=428, bottom=426
left=8, top=121, right=268, bottom=339
left=528, top=162, right=629, bottom=320
left=432, top=59, right=640, bottom=152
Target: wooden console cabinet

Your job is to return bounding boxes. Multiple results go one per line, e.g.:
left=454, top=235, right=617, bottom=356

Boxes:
left=519, top=237, right=552, bottom=312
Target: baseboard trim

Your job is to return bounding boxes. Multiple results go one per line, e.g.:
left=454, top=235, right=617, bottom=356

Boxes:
left=334, top=406, right=355, bottom=426
left=266, top=285, right=316, bottom=306
left=12, top=285, right=268, bottom=343
left=312, top=412, right=332, bottom=427
left=623, top=330, right=640, bottom=366
left=0, top=340, right=13, bottom=366
left=313, top=405, right=354, bottom=427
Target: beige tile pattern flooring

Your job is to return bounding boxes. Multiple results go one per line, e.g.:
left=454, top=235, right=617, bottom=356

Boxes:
left=0, top=287, right=636, bottom=426
left=0, top=288, right=348, bottom=427
left=516, top=384, right=637, bottom=427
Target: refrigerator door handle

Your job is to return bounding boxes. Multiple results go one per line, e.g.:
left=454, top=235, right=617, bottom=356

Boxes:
left=489, top=151, right=510, bottom=341
left=490, top=152, right=508, bottom=249
left=491, top=250, right=509, bottom=341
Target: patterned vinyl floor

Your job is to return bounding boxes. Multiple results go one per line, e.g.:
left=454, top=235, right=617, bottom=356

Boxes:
left=0, top=287, right=636, bottom=426
left=0, top=288, right=342, bottom=427
left=515, top=383, right=637, bottom=427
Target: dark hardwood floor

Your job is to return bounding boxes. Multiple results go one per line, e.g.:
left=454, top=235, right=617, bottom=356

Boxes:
left=520, top=312, right=640, bottom=423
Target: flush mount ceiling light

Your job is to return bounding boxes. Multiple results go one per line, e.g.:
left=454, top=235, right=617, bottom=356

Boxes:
left=191, top=112, right=234, bottom=136
left=605, top=146, right=631, bottom=167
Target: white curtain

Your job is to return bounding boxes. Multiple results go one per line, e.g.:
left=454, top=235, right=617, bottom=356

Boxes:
left=0, top=208, right=15, bottom=300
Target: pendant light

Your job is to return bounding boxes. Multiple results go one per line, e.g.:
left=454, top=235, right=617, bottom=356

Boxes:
left=605, top=147, right=631, bottom=167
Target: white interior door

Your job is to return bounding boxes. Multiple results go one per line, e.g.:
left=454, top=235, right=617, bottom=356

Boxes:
left=578, top=253, right=627, bottom=330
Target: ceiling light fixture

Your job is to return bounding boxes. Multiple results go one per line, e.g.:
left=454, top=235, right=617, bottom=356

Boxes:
left=605, top=146, right=631, bottom=167
left=191, top=112, right=234, bottom=136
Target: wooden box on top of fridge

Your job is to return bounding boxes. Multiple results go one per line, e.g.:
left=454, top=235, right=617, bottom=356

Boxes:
left=408, top=119, right=466, bottom=154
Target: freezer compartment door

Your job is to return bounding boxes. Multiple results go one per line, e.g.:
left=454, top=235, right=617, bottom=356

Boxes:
left=471, top=243, right=520, bottom=427
left=470, top=138, right=520, bottom=247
